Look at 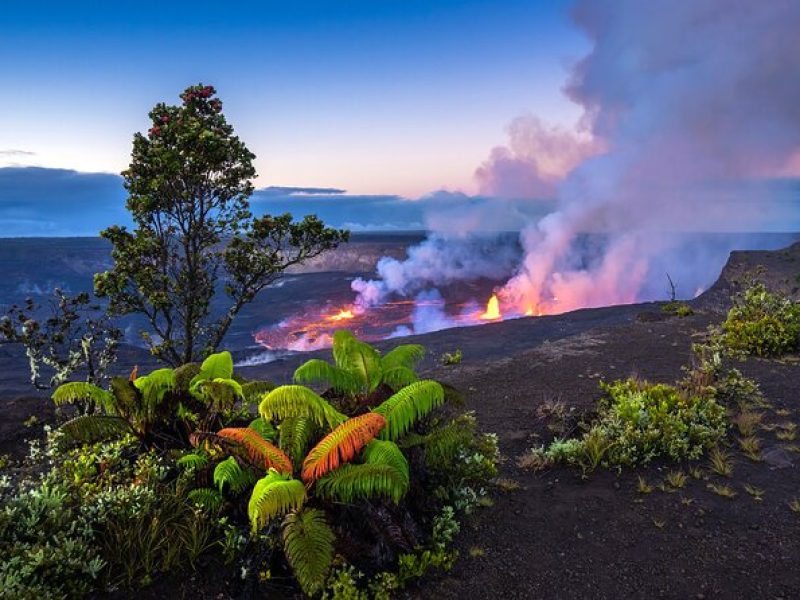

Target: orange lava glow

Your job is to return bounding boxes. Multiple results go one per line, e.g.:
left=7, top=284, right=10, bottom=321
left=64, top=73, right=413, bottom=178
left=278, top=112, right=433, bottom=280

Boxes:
left=480, top=294, right=502, bottom=320
left=327, top=308, right=355, bottom=322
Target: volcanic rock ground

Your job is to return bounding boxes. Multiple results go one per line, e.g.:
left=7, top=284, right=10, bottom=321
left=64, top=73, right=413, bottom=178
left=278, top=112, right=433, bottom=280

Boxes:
left=1, top=240, right=800, bottom=599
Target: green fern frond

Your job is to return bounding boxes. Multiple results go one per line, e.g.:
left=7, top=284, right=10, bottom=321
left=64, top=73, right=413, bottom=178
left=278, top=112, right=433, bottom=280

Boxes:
left=330, top=330, right=382, bottom=392
left=242, top=380, right=276, bottom=407
left=52, top=382, right=115, bottom=411
left=279, top=417, right=317, bottom=465
left=363, top=439, right=409, bottom=487
left=248, top=470, right=306, bottom=533
left=260, top=385, right=346, bottom=430
left=176, top=450, right=210, bottom=471
left=214, top=456, right=256, bottom=494
left=315, top=463, right=408, bottom=503
left=60, top=415, right=134, bottom=443
left=293, top=359, right=362, bottom=396
left=381, top=366, right=418, bottom=391
left=133, top=368, right=176, bottom=416
left=380, top=344, right=425, bottom=371
left=420, top=420, right=473, bottom=467
left=282, top=508, right=335, bottom=596
left=373, top=380, right=445, bottom=441
left=188, top=487, right=224, bottom=512
left=249, top=417, right=277, bottom=442
left=109, top=376, right=139, bottom=417
left=302, top=413, right=387, bottom=482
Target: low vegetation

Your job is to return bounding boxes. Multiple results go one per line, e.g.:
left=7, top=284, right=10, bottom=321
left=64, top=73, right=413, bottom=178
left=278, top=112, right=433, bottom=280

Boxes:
left=0, top=332, right=497, bottom=598
left=720, top=283, right=800, bottom=356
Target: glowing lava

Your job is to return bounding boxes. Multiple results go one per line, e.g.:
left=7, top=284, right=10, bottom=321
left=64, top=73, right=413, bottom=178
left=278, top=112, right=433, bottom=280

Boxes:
left=480, top=294, right=502, bottom=320
left=328, top=308, right=355, bottom=322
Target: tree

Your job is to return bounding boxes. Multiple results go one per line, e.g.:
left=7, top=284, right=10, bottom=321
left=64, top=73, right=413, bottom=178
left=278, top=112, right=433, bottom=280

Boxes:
left=0, top=290, right=120, bottom=390
left=94, top=84, right=349, bottom=366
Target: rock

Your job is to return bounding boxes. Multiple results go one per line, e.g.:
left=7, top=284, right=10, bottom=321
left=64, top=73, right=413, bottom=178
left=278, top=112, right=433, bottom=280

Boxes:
left=762, top=446, right=795, bottom=469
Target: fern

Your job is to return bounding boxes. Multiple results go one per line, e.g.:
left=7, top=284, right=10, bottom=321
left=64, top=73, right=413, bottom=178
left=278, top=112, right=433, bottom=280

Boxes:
left=381, top=366, right=418, bottom=391
left=213, top=456, right=256, bottom=494
left=315, top=463, right=408, bottom=503
left=60, top=415, right=133, bottom=443
left=335, top=333, right=382, bottom=393
left=373, top=380, right=445, bottom=441
left=218, top=428, right=293, bottom=473
left=380, top=344, right=425, bottom=371
left=188, top=487, right=224, bottom=512
left=279, top=417, right=317, bottom=465
left=259, top=385, right=346, bottom=430
left=248, top=417, right=277, bottom=442
left=302, top=413, right=387, bottom=482
left=242, top=380, right=275, bottom=406
left=420, top=420, right=474, bottom=468
left=177, top=450, right=210, bottom=471
left=248, top=470, right=306, bottom=532
left=293, top=359, right=361, bottom=396
left=282, top=508, right=335, bottom=596
left=51, top=382, right=115, bottom=412
left=133, top=368, right=176, bottom=421
left=363, top=440, right=409, bottom=487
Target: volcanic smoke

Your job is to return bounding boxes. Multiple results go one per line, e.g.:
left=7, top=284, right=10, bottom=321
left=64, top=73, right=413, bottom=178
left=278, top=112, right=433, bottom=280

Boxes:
left=258, top=0, right=800, bottom=350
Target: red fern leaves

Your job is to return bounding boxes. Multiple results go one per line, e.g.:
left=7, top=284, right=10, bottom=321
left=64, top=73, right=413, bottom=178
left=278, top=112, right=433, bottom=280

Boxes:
left=302, top=413, right=386, bottom=482
left=218, top=427, right=293, bottom=474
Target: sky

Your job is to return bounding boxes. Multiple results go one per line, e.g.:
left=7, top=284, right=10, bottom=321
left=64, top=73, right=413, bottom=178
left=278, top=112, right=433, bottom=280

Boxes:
left=0, top=0, right=585, bottom=198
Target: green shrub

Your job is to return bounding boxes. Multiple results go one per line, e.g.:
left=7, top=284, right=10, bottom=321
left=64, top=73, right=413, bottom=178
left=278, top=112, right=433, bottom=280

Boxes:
left=541, top=378, right=727, bottom=470
left=721, top=283, right=800, bottom=356
left=661, top=301, right=694, bottom=317
left=440, top=349, right=463, bottom=365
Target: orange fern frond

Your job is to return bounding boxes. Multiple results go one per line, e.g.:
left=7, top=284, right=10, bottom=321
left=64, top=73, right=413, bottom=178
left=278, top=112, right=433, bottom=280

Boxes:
left=302, top=413, right=386, bottom=482
left=218, top=427, right=294, bottom=474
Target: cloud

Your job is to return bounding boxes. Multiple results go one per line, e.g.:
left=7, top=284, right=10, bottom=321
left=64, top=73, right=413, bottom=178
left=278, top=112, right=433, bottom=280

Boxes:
left=0, top=167, right=129, bottom=236
left=256, top=186, right=347, bottom=196
left=0, top=149, right=36, bottom=157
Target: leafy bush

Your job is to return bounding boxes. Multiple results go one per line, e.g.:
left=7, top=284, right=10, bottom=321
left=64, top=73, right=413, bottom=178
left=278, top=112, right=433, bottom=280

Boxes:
left=539, top=378, right=727, bottom=470
left=661, top=300, right=694, bottom=317
left=721, top=283, right=800, bottom=356
left=0, top=430, right=222, bottom=597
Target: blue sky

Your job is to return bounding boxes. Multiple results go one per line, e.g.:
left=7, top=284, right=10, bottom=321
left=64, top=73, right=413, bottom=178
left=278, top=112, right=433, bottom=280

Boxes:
left=1, top=0, right=585, bottom=198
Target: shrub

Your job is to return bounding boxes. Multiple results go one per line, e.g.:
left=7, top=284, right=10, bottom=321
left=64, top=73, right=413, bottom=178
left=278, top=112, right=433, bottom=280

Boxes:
left=540, top=378, right=727, bottom=470
left=661, top=301, right=694, bottom=317
left=721, top=283, right=800, bottom=356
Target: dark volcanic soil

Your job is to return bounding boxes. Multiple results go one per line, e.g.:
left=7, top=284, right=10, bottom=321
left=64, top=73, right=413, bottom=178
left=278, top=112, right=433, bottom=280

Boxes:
left=1, top=242, right=800, bottom=599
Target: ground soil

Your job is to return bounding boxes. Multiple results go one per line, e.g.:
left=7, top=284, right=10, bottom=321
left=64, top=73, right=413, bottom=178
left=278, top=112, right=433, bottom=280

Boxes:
left=2, top=243, right=800, bottom=599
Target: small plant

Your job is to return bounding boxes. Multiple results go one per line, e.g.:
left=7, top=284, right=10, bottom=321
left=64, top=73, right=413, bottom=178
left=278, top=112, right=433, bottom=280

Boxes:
left=776, top=429, right=797, bottom=441
left=680, top=496, right=694, bottom=507
left=738, top=436, right=763, bottom=461
left=494, top=477, right=521, bottom=492
left=707, top=483, right=737, bottom=498
left=661, top=301, right=694, bottom=317
left=789, top=498, right=800, bottom=513
left=733, top=410, right=763, bottom=437
left=744, top=484, right=764, bottom=501
left=688, top=466, right=704, bottom=480
left=440, top=348, right=463, bottom=366
left=516, top=449, right=549, bottom=471
left=665, top=470, right=687, bottom=489
left=708, top=447, right=734, bottom=476
left=720, top=283, right=800, bottom=357
left=636, top=476, right=653, bottom=494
